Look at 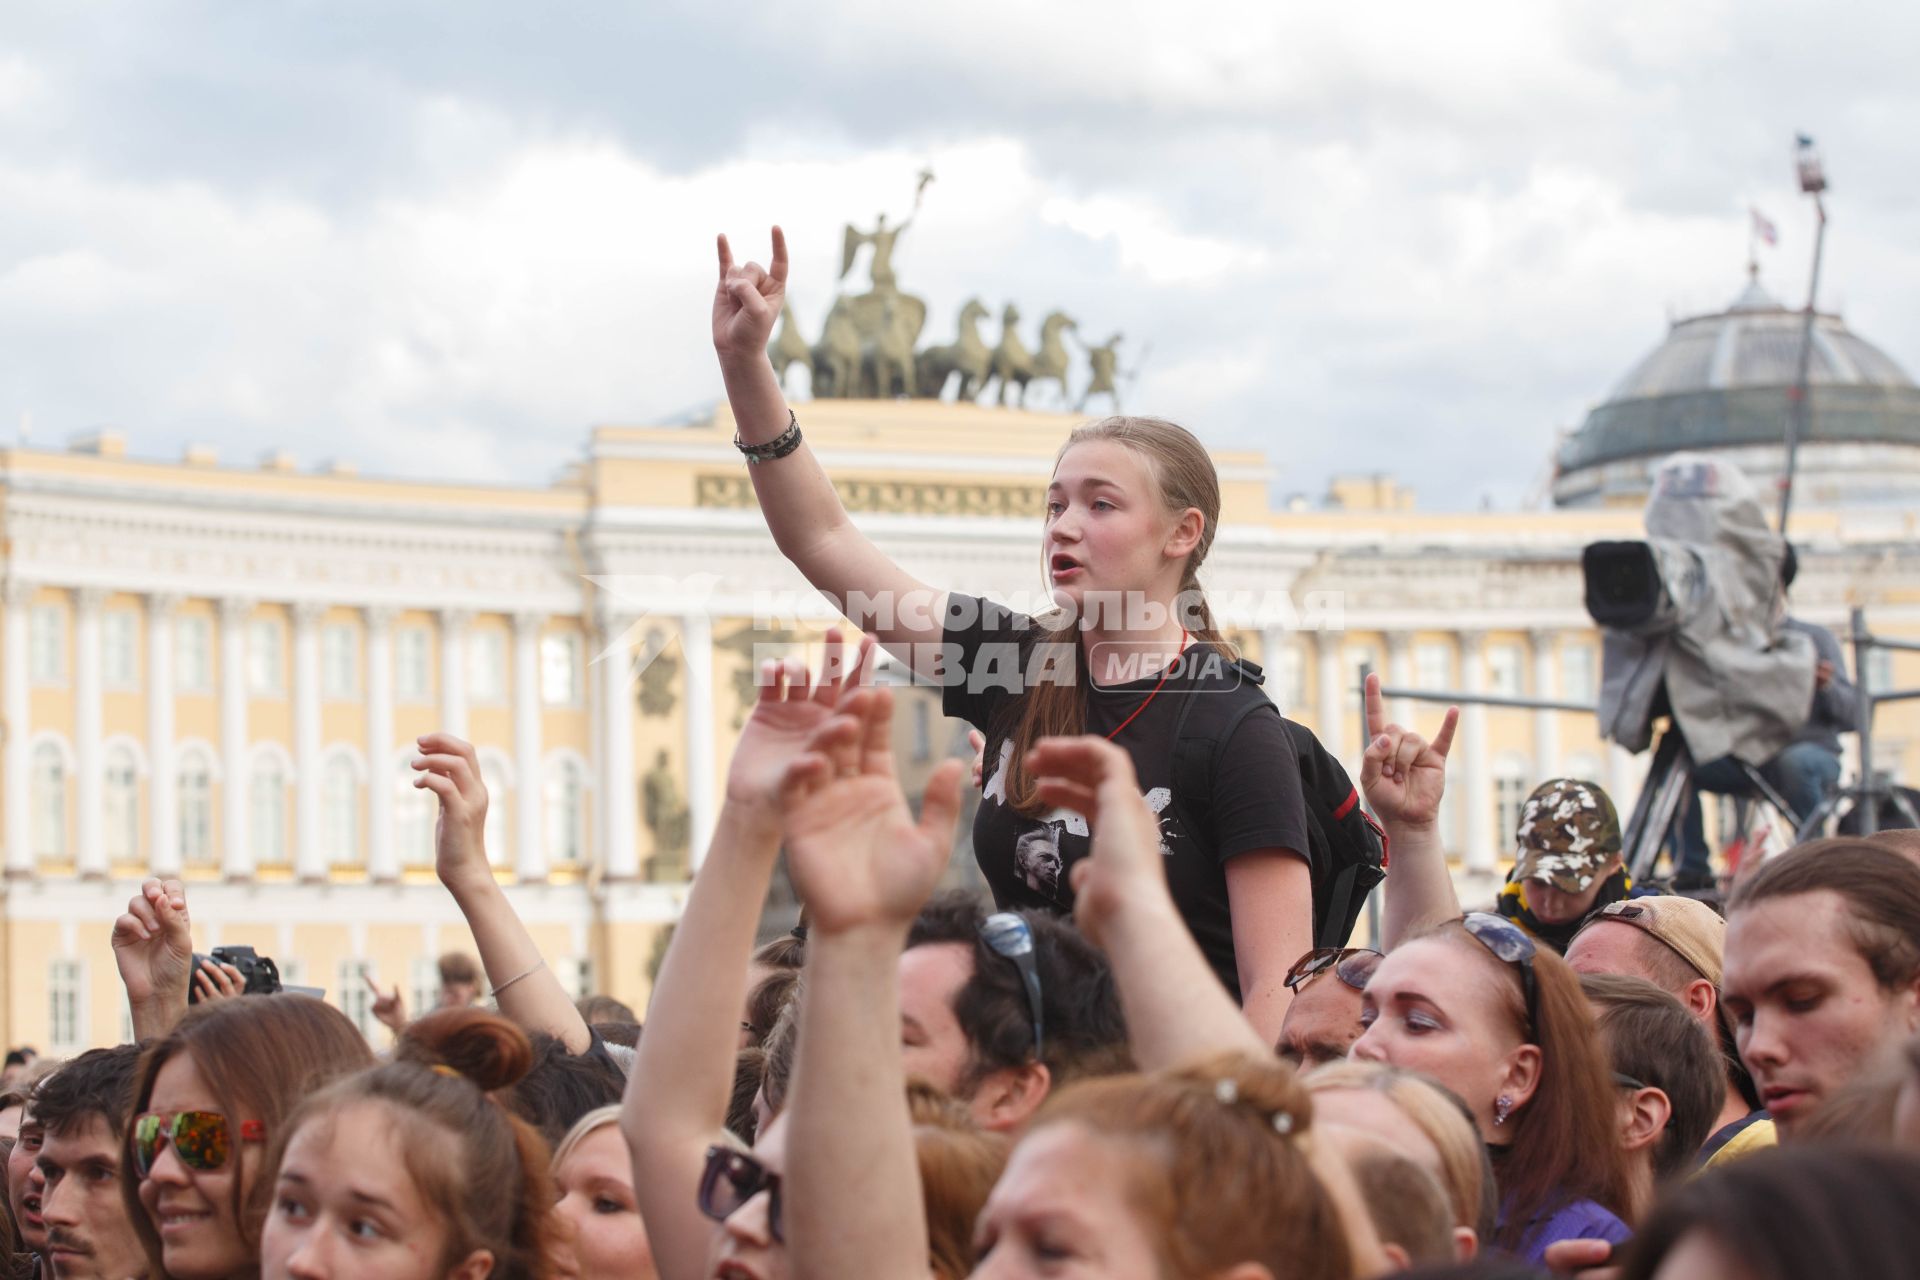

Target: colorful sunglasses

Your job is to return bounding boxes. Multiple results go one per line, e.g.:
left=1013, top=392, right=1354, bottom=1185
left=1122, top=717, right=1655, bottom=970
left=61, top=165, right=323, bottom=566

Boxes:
left=131, top=1111, right=266, bottom=1178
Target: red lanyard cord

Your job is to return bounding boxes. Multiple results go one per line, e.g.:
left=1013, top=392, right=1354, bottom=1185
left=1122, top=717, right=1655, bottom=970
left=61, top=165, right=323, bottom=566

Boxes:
left=1103, top=631, right=1190, bottom=741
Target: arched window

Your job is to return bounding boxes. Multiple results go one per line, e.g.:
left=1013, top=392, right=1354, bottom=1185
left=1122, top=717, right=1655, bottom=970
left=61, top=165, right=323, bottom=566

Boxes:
left=544, top=759, right=583, bottom=866
left=250, top=759, right=288, bottom=866
left=104, top=745, right=140, bottom=863
left=322, top=756, right=361, bottom=867
left=177, top=751, right=215, bottom=867
left=1494, top=753, right=1532, bottom=848
left=31, top=742, right=67, bottom=862
left=396, top=758, right=435, bottom=867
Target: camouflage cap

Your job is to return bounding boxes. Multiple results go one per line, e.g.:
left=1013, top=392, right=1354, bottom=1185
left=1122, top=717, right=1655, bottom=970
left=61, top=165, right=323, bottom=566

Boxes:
left=1511, top=778, right=1623, bottom=893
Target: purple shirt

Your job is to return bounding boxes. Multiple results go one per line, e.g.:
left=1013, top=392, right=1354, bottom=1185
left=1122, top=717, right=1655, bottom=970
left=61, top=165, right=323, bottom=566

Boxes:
left=1508, top=1197, right=1632, bottom=1265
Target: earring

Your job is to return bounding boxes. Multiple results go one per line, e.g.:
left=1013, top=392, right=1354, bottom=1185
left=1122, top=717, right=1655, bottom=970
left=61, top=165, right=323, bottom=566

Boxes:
left=1494, top=1095, right=1513, bottom=1127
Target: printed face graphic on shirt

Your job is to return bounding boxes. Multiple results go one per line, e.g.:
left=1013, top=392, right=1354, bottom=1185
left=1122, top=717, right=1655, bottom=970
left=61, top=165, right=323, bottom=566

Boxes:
left=986, top=741, right=1181, bottom=905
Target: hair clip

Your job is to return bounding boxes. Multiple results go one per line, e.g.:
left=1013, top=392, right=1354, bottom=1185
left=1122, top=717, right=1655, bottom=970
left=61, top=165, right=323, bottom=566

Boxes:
left=1273, top=1111, right=1295, bottom=1136
left=1214, top=1078, right=1239, bottom=1106
left=431, top=1063, right=462, bottom=1079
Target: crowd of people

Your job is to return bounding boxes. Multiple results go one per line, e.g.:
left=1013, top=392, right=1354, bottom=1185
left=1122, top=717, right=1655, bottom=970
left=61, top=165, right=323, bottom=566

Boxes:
left=1, top=228, right=1918, bottom=1279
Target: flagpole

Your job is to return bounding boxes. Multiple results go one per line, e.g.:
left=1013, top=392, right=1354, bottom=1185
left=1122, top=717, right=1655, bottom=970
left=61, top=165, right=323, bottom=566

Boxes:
left=1777, top=138, right=1829, bottom=535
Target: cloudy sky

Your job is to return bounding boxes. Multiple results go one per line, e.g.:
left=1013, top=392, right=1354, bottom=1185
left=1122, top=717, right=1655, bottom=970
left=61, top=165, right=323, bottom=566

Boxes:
left=3, top=0, right=1917, bottom=509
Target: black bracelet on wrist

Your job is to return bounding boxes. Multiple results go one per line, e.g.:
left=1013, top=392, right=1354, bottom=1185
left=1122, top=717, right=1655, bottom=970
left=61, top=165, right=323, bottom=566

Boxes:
left=734, top=410, right=802, bottom=465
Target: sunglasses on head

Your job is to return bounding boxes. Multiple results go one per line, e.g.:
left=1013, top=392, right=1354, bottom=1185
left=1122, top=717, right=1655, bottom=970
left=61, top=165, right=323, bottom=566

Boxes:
left=699, top=1146, right=783, bottom=1241
left=1461, top=912, right=1540, bottom=1040
left=979, top=912, right=1045, bottom=1061
left=1284, top=946, right=1384, bottom=993
left=131, top=1111, right=266, bottom=1178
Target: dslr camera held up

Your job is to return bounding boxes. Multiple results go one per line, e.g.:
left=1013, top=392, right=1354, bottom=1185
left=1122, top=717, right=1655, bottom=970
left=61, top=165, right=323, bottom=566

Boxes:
left=1583, top=453, right=1815, bottom=768
left=187, top=945, right=283, bottom=1004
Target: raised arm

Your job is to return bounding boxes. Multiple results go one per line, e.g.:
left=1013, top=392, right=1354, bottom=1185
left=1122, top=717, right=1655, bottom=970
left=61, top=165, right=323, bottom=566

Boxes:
left=1026, top=737, right=1271, bottom=1070
left=623, top=632, right=870, bottom=1280
left=413, top=733, right=593, bottom=1053
left=713, top=228, right=947, bottom=671
left=1359, top=673, right=1462, bottom=950
left=781, top=685, right=965, bottom=1280
left=111, top=878, right=196, bottom=1041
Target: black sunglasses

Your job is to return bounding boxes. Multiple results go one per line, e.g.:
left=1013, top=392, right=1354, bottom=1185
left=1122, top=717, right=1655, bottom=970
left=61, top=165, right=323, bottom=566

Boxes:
left=980, top=912, right=1045, bottom=1061
left=1284, top=946, right=1384, bottom=993
left=699, top=1146, right=782, bottom=1241
left=1462, top=912, right=1540, bottom=1040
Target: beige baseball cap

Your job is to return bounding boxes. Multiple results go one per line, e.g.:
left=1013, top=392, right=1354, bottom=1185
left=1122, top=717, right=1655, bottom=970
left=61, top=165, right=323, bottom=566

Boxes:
left=1590, top=894, right=1725, bottom=986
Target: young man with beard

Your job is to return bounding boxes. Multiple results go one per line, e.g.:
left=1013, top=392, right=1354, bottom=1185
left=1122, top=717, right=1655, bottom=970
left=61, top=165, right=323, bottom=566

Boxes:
left=30, top=1047, right=147, bottom=1280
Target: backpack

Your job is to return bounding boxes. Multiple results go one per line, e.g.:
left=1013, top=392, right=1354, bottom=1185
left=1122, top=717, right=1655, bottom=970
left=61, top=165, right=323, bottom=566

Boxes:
left=1169, top=657, right=1389, bottom=950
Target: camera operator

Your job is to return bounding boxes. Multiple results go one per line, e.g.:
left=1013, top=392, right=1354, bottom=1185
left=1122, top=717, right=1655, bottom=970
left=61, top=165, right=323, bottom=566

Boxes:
left=1672, top=547, right=1857, bottom=890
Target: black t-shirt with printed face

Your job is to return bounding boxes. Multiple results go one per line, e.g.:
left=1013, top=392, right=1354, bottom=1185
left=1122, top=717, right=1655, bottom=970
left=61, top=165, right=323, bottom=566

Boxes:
left=940, top=594, right=1309, bottom=998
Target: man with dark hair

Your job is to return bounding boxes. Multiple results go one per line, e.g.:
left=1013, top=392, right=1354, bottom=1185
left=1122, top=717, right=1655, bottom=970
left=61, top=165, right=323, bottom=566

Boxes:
left=1580, top=974, right=1723, bottom=1222
left=30, top=1045, right=147, bottom=1280
left=1566, top=894, right=1775, bottom=1164
left=1723, top=839, right=1920, bottom=1140
left=7, top=1087, right=49, bottom=1276
left=900, top=891, right=1129, bottom=1132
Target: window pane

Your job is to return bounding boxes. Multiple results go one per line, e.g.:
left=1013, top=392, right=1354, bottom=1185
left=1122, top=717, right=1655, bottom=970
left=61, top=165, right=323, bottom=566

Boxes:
left=397, top=762, right=435, bottom=865
left=322, top=625, right=359, bottom=701
left=104, top=612, right=139, bottom=689
left=395, top=628, right=429, bottom=702
left=251, top=768, right=287, bottom=864
left=175, top=617, right=213, bottom=692
left=1563, top=645, right=1596, bottom=704
left=468, top=631, right=505, bottom=703
left=30, top=606, right=65, bottom=684
left=104, top=747, right=139, bottom=862
left=33, top=743, right=66, bottom=860
left=323, top=760, right=360, bottom=866
left=540, top=634, right=578, bottom=706
left=338, top=960, right=375, bottom=1039
left=545, top=763, right=582, bottom=864
left=1415, top=643, right=1451, bottom=691
left=178, top=754, right=215, bottom=866
left=248, top=620, right=284, bottom=694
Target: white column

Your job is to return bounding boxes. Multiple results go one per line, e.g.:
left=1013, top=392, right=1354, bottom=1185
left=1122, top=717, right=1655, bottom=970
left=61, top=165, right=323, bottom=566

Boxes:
left=1315, top=632, right=1345, bottom=764
left=292, top=603, right=325, bottom=881
left=4, top=581, right=33, bottom=876
left=512, top=612, right=547, bottom=882
left=219, top=598, right=254, bottom=880
left=599, top=610, right=638, bottom=879
left=438, top=609, right=471, bottom=739
left=1530, top=629, right=1559, bottom=783
left=1260, top=626, right=1290, bottom=713
left=1459, top=630, right=1493, bottom=874
left=74, top=588, right=106, bottom=878
left=1385, top=631, right=1415, bottom=730
left=364, top=607, right=397, bottom=883
left=683, top=612, right=716, bottom=870
left=146, top=594, right=182, bottom=876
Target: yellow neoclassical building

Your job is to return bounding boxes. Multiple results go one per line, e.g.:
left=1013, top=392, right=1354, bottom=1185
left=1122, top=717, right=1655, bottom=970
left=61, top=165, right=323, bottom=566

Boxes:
left=4, top=389, right=1920, bottom=1054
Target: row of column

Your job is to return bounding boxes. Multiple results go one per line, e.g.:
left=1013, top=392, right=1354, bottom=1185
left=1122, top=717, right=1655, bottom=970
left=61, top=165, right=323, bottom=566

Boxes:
left=2, top=592, right=721, bottom=885
left=1281, top=627, right=1584, bottom=876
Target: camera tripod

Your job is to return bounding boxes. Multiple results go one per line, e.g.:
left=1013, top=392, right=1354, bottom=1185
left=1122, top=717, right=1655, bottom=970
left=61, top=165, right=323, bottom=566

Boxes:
left=1622, top=728, right=1920, bottom=885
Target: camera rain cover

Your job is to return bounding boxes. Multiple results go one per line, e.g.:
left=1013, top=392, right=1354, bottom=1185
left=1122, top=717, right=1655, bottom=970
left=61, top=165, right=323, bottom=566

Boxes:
left=1596, top=454, right=1817, bottom=766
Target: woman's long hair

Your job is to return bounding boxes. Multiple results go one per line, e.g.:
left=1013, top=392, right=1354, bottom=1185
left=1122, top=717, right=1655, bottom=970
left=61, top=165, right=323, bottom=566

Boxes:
left=1001, top=416, right=1226, bottom=814
left=1422, top=922, right=1633, bottom=1252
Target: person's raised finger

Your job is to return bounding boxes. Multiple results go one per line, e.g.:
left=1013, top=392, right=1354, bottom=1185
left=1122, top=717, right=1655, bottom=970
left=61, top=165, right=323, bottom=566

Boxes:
left=113, top=911, right=151, bottom=944
left=411, top=752, right=478, bottom=787
left=859, top=685, right=895, bottom=772
left=126, top=894, right=161, bottom=935
left=755, top=659, right=780, bottom=705
left=778, top=752, right=830, bottom=807
left=1392, top=731, right=1426, bottom=780
left=363, top=971, right=383, bottom=995
left=727, top=277, right=767, bottom=314
left=219, top=963, right=244, bottom=991
left=783, top=653, right=811, bottom=702
left=1429, top=705, right=1461, bottom=759
left=717, top=233, right=734, bottom=282
left=415, top=770, right=458, bottom=802
left=1364, top=671, right=1388, bottom=738
left=769, top=226, right=789, bottom=284
left=805, top=711, right=864, bottom=777
left=917, top=759, right=966, bottom=847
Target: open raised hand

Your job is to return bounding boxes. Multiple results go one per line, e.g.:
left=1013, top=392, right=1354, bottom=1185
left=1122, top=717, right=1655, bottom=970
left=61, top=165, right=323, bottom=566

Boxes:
left=779, top=686, right=965, bottom=936
left=713, top=227, right=789, bottom=364
left=413, top=733, right=493, bottom=896
left=1359, top=671, right=1458, bottom=829
left=112, top=878, right=195, bottom=1015
left=1024, top=736, right=1170, bottom=947
left=727, top=629, right=873, bottom=819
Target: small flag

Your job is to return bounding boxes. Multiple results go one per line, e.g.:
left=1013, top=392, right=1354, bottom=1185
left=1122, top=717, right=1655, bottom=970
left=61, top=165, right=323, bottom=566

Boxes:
left=1751, top=207, right=1778, bottom=246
